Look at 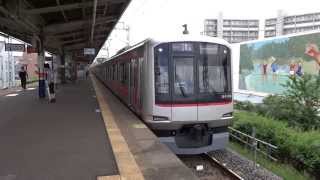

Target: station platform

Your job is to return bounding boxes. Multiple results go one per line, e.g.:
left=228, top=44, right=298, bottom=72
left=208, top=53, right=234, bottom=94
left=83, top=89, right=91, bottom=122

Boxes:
left=0, top=77, right=197, bottom=180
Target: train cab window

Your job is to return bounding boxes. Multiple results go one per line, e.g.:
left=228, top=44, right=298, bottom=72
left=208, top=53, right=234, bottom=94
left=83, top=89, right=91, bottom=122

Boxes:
left=154, top=43, right=170, bottom=103
left=198, top=43, right=231, bottom=102
left=220, top=46, right=232, bottom=92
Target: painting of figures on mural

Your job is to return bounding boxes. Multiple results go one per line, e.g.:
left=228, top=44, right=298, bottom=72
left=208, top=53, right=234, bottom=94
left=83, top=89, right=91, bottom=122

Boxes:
left=239, top=32, right=320, bottom=94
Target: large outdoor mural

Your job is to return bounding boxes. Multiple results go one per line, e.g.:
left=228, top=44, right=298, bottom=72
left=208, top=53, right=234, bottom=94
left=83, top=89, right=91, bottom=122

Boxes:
left=239, top=32, right=320, bottom=94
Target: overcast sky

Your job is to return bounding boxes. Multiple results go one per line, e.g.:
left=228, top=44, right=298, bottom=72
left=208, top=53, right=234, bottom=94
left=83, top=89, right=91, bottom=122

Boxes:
left=96, top=0, right=320, bottom=58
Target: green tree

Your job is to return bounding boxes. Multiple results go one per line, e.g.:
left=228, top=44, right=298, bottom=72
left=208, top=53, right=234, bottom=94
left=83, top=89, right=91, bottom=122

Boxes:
left=261, top=75, right=320, bottom=130
left=283, top=75, right=320, bottom=129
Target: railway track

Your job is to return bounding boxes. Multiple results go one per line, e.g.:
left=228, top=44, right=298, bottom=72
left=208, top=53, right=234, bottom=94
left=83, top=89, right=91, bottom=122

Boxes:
left=204, top=153, right=244, bottom=180
left=179, top=153, right=243, bottom=180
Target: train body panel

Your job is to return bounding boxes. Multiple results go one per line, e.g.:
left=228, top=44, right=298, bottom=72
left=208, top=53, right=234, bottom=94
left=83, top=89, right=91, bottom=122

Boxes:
left=198, top=103, right=233, bottom=122
left=91, top=35, right=233, bottom=154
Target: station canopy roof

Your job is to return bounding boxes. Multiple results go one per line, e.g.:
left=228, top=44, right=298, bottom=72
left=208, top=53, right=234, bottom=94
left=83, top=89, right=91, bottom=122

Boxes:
left=0, top=0, right=131, bottom=62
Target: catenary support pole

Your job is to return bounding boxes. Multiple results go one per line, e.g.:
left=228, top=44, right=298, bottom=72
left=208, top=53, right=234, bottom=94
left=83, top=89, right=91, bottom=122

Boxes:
left=37, top=34, right=46, bottom=98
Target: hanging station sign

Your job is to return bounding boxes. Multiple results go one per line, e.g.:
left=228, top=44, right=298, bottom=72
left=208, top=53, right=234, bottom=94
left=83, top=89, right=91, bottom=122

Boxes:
left=5, top=43, right=25, bottom=52
left=84, top=48, right=95, bottom=55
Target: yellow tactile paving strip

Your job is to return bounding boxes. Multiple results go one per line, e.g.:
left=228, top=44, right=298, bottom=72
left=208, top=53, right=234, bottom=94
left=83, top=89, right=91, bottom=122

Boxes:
left=97, top=175, right=121, bottom=180
left=91, top=76, right=145, bottom=180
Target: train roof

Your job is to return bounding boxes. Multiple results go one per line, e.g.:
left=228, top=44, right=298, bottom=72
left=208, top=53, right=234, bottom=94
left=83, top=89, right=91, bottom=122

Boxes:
left=148, top=34, right=231, bottom=48
left=93, top=35, right=231, bottom=66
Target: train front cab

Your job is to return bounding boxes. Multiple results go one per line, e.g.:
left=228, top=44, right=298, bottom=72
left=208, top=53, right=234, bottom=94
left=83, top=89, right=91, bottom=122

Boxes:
left=151, top=41, right=233, bottom=154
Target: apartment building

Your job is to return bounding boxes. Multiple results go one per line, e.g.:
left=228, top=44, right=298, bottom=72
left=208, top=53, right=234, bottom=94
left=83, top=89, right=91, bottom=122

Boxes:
left=204, top=16, right=259, bottom=43
left=265, top=11, right=320, bottom=38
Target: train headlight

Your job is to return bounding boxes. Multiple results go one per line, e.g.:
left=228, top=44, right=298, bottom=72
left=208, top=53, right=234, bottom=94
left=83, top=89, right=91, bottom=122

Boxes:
left=153, top=116, right=169, bottom=121
left=222, top=112, right=233, bottom=118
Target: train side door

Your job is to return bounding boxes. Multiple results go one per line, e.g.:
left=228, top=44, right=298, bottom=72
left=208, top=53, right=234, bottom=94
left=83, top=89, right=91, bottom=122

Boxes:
left=129, top=59, right=135, bottom=107
left=129, top=58, right=140, bottom=112
left=137, top=57, right=143, bottom=110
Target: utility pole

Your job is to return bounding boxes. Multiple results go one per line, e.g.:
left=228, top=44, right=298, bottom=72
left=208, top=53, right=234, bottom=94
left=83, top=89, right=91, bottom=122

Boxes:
left=115, top=22, right=130, bottom=46
left=104, top=22, right=130, bottom=57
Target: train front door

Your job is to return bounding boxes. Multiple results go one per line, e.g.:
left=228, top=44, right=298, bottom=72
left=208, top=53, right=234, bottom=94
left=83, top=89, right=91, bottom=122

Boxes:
left=171, top=56, right=197, bottom=121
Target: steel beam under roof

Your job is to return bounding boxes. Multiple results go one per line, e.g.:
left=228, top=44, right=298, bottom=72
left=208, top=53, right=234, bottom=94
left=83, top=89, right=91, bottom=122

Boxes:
left=0, top=0, right=131, bottom=62
left=43, top=16, right=117, bottom=34
left=22, top=0, right=128, bottom=15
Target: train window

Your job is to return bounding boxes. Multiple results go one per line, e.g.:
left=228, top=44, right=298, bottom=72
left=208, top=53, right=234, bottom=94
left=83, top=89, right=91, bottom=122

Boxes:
left=116, top=63, right=119, bottom=81
left=107, top=66, right=109, bottom=80
left=154, top=43, right=170, bottom=103
left=220, top=46, right=231, bottom=92
left=112, top=64, right=116, bottom=80
left=174, top=57, right=195, bottom=96
left=119, top=63, right=122, bottom=82
left=108, top=66, right=111, bottom=80
left=124, top=63, right=128, bottom=83
left=119, top=63, right=126, bottom=84
left=105, top=66, right=109, bottom=80
left=110, top=66, right=112, bottom=80
left=172, top=42, right=193, bottom=52
left=198, top=43, right=231, bottom=99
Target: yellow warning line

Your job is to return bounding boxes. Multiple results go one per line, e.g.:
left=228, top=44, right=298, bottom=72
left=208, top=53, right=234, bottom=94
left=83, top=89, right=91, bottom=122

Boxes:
left=91, top=76, right=145, bottom=180
left=97, top=175, right=121, bottom=180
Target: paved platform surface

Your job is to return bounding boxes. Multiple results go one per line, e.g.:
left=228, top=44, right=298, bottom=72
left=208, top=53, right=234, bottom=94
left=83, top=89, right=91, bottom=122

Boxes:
left=0, top=80, right=118, bottom=180
left=0, top=82, right=37, bottom=97
left=93, top=76, right=198, bottom=180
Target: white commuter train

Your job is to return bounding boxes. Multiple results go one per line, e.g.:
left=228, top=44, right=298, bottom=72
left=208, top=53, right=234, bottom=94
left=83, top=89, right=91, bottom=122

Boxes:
left=92, top=35, right=233, bottom=154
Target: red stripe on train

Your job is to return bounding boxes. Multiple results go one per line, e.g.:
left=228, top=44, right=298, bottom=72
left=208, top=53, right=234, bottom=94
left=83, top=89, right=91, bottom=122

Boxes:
left=155, top=101, right=232, bottom=107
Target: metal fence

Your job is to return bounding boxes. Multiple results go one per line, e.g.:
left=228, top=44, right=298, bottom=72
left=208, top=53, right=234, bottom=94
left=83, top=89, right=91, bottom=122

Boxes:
left=228, top=127, right=278, bottom=162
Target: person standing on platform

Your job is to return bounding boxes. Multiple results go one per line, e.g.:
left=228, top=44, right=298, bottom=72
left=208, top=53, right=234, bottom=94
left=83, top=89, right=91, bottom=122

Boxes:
left=44, top=63, right=56, bottom=103
left=19, top=66, right=28, bottom=90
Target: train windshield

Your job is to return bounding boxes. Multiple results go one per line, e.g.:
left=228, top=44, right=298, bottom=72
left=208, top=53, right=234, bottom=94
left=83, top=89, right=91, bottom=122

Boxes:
left=154, top=42, right=231, bottom=104
left=198, top=43, right=231, bottom=102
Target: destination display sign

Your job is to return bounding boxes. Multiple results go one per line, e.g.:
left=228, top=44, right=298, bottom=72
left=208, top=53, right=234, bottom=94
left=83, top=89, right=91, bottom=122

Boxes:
left=5, top=43, right=25, bottom=52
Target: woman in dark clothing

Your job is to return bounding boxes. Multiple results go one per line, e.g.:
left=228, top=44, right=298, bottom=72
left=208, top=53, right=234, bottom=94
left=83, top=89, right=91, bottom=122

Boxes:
left=18, top=66, right=28, bottom=89
left=44, top=63, right=56, bottom=103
